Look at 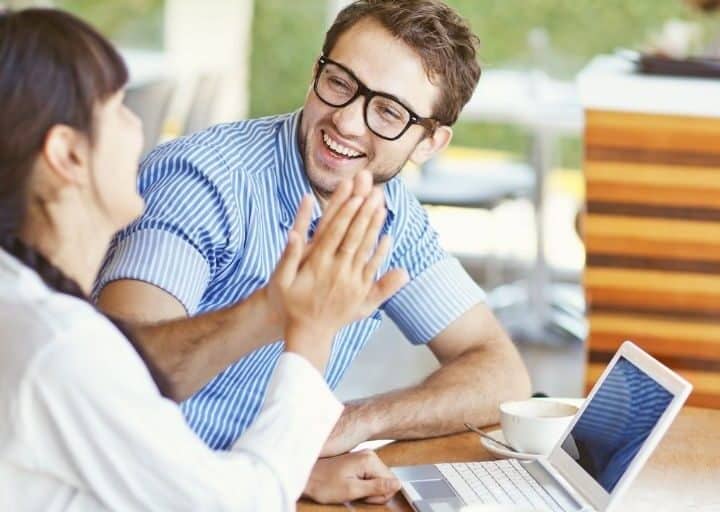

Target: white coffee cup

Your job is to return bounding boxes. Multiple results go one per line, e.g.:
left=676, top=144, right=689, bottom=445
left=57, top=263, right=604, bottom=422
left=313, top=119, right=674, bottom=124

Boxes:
left=500, top=398, right=579, bottom=455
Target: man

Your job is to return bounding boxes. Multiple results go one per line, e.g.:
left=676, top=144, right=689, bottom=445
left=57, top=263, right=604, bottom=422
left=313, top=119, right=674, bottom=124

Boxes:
left=98, top=0, right=529, bottom=471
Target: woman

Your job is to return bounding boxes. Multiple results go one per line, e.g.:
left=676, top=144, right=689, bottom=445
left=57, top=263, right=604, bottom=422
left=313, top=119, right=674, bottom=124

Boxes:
left=0, top=8, right=403, bottom=511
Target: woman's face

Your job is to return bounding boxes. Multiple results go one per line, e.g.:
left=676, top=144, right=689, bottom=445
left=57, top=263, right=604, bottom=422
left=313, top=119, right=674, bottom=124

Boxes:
left=89, top=90, right=145, bottom=231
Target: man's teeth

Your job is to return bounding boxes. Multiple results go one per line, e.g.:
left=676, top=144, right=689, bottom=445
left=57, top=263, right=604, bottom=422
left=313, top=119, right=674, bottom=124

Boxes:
left=323, top=132, right=362, bottom=158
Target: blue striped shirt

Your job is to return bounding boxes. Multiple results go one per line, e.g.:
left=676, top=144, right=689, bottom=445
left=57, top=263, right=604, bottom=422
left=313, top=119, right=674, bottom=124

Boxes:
left=95, top=111, right=485, bottom=449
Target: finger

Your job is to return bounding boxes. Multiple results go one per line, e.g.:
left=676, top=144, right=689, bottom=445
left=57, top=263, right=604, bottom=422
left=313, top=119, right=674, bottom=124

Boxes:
left=316, top=171, right=372, bottom=235
left=358, top=449, right=397, bottom=480
left=290, top=195, right=314, bottom=264
left=273, top=230, right=303, bottom=286
left=351, top=169, right=373, bottom=197
left=359, top=457, right=401, bottom=505
left=344, top=477, right=400, bottom=502
left=363, top=484, right=401, bottom=505
left=290, top=194, right=315, bottom=242
left=361, top=234, right=392, bottom=282
left=310, top=194, right=364, bottom=260
left=352, top=202, right=387, bottom=269
left=316, top=178, right=353, bottom=234
left=363, top=493, right=395, bottom=505
left=336, top=189, right=383, bottom=262
left=364, top=268, right=409, bottom=309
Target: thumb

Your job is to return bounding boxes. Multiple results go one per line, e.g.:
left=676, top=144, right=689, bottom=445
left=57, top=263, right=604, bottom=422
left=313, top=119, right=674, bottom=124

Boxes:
left=345, top=477, right=401, bottom=502
left=365, top=268, right=409, bottom=309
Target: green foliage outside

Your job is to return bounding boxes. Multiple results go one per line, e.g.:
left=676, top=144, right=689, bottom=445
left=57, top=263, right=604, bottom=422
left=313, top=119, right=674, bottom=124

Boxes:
left=56, top=0, right=164, bottom=49
left=250, top=0, right=719, bottom=167
left=56, top=0, right=719, bottom=167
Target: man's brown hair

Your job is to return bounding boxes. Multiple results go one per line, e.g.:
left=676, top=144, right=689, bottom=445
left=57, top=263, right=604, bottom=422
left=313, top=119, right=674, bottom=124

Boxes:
left=685, top=0, right=720, bottom=12
left=322, top=0, right=481, bottom=127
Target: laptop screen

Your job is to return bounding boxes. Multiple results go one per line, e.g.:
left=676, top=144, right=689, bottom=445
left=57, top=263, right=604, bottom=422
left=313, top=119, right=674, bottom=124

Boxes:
left=559, top=356, right=674, bottom=493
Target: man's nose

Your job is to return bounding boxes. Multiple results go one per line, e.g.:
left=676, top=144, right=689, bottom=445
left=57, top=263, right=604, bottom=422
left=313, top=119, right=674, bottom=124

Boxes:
left=331, top=96, right=367, bottom=138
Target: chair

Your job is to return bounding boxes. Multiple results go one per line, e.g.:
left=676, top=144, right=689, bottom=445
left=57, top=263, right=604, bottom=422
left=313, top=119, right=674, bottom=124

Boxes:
left=183, top=73, right=223, bottom=136
left=124, top=79, right=176, bottom=157
left=406, top=155, right=535, bottom=295
left=407, top=157, right=535, bottom=208
left=408, top=152, right=587, bottom=346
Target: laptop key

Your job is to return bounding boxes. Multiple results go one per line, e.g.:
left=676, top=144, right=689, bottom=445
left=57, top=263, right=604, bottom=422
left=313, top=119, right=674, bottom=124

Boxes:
left=444, top=461, right=566, bottom=512
left=437, top=463, right=483, bottom=504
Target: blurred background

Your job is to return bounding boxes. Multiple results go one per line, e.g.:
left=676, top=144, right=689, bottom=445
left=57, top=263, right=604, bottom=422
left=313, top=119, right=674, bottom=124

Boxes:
left=4, top=0, right=719, bottom=400
left=40, top=0, right=719, bottom=161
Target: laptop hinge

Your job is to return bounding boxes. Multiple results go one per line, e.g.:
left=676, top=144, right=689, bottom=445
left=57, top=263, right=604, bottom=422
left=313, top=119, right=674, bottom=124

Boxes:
left=522, top=459, right=590, bottom=511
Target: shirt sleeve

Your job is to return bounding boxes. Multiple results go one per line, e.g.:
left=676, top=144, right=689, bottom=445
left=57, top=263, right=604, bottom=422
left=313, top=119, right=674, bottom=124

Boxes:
left=20, top=324, right=342, bottom=512
left=382, top=183, right=486, bottom=345
left=94, top=141, right=245, bottom=314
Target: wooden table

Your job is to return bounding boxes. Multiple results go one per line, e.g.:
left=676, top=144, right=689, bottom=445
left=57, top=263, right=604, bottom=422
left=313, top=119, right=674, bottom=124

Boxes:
left=298, top=407, right=720, bottom=511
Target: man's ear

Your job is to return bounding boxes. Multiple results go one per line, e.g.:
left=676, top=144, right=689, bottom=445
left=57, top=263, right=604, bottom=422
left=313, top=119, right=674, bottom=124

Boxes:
left=410, top=125, right=453, bottom=166
left=41, top=125, right=90, bottom=186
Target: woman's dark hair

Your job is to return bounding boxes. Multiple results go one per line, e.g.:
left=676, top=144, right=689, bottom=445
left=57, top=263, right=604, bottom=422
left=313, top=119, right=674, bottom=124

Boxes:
left=0, top=9, right=170, bottom=397
left=0, top=8, right=128, bottom=234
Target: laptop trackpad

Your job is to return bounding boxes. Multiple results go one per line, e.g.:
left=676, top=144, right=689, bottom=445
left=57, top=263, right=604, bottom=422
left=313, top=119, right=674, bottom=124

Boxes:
left=412, top=479, right=457, bottom=500
left=418, top=503, right=457, bottom=512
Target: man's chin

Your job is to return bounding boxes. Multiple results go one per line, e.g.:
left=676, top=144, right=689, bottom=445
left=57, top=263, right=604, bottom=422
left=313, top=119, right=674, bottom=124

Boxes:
left=307, top=176, right=341, bottom=200
left=306, top=165, right=360, bottom=197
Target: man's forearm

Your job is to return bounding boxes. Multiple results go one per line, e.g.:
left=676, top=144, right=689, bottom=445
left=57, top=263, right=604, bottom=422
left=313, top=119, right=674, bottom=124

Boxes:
left=344, top=342, right=531, bottom=441
left=128, top=288, right=282, bottom=401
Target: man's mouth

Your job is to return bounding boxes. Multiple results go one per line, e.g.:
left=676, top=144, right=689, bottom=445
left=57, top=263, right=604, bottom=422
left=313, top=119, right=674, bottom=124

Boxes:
left=321, top=130, right=365, bottom=160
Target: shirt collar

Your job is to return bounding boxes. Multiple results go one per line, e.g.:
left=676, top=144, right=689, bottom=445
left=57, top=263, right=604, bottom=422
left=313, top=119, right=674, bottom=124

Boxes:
left=276, top=110, right=398, bottom=229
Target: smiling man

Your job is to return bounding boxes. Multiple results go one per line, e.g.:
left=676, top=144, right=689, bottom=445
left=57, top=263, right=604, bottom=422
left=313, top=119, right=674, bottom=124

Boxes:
left=96, top=0, right=530, bottom=489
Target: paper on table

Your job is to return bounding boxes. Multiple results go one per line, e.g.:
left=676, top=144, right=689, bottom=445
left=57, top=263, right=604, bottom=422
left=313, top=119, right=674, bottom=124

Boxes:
left=350, top=439, right=394, bottom=452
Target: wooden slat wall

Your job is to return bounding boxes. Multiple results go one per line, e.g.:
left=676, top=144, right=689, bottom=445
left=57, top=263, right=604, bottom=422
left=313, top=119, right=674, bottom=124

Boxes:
left=583, top=109, right=720, bottom=408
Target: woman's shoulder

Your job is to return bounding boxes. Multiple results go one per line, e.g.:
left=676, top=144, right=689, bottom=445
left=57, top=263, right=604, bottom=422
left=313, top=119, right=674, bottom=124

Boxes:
left=0, top=289, right=161, bottom=470
left=0, top=290, right=118, bottom=377
left=0, top=291, right=123, bottom=438
left=3, top=246, right=148, bottom=379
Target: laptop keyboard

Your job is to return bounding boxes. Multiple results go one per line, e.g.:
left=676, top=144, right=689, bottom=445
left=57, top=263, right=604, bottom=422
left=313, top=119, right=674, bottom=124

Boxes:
left=437, top=460, right=568, bottom=511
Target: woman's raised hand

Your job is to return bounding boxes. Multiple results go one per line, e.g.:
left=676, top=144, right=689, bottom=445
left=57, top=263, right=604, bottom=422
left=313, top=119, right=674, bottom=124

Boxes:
left=269, top=171, right=408, bottom=371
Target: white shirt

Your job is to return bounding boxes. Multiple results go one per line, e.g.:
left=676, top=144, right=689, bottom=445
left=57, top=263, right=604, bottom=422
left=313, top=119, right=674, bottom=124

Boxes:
left=0, top=248, right=342, bottom=511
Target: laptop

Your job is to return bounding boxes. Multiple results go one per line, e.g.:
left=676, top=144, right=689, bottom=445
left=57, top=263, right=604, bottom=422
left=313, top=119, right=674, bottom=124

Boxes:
left=393, top=341, right=692, bottom=512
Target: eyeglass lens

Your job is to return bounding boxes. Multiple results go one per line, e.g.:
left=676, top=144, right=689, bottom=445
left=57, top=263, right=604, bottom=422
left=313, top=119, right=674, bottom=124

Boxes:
left=316, top=62, right=412, bottom=139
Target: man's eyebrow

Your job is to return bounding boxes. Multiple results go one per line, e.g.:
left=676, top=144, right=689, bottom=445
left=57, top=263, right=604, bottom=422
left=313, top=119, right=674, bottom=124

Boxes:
left=334, top=56, right=423, bottom=114
left=371, top=85, right=426, bottom=116
left=386, top=91, right=418, bottom=111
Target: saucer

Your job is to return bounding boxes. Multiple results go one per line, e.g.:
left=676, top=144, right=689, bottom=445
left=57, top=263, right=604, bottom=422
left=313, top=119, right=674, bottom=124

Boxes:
left=479, top=428, right=542, bottom=461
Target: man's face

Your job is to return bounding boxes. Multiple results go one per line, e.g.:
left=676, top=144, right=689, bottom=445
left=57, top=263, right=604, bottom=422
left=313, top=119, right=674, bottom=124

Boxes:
left=299, top=18, right=443, bottom=199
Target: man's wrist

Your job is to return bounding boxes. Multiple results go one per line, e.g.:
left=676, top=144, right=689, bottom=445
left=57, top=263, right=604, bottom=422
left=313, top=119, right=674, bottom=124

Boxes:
left=344, top=399, right=383, bottom=441
left=302, top=458, right=324, bottom=501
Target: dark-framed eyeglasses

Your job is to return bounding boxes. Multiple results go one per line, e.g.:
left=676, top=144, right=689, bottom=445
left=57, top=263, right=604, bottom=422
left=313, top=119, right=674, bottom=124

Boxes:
left=313, top=55, right=439, bottom=141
